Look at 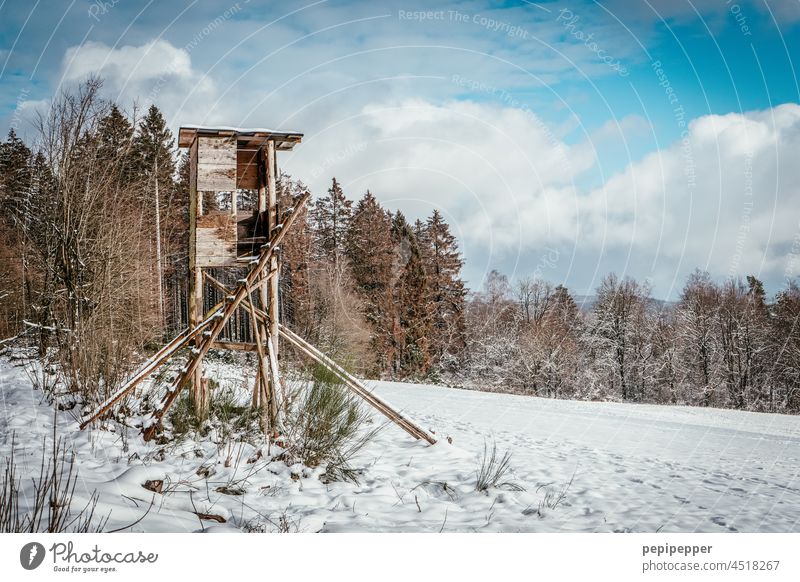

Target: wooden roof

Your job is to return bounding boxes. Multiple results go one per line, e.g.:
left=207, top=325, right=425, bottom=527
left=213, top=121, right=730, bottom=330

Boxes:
left=178, top=125, right=303, bottom=150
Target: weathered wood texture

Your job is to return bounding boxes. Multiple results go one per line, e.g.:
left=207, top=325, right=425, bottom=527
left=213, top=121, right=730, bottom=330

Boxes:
left=266, top=141, right=279, bottom=361
left=188, top=138, right=198, bottom=271
left=196, top=212, right=237, bottom=267
left=197, top=136, right=236, bottom=191
left=178, top=127, right=303, bottom=150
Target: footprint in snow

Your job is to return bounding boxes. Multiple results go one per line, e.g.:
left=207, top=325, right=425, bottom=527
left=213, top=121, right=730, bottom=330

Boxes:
left=710, top=516, right=738, bottom=532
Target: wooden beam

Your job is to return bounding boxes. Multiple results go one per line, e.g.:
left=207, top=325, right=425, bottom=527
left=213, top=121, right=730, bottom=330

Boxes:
left=245, top=283, right=273, bottom=431
left=211, top=341, right=257, bottom=352
left=203, top=272, right=270, bottom=324
left=278, top=325, right=436, bottom=445
left=266, top=140, right=279, bottom=362
left=265, top=334, right=283, bottom=419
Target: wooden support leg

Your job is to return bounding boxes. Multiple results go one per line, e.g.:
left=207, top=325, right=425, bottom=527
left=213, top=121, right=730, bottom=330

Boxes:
left=245, top=283, right=275, bottom=434
left=266, top=140, right=279, bottom=362
left=190, top=266, right=208, bottom=419
left=265, top=335, right=281, bottom=425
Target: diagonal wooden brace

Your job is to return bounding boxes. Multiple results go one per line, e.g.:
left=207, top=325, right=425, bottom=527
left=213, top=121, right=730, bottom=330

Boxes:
left=278, top=324, right=436, bottom=445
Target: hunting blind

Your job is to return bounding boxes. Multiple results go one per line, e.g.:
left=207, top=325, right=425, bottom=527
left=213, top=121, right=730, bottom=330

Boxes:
left=79, top=125, right=434, bottom=446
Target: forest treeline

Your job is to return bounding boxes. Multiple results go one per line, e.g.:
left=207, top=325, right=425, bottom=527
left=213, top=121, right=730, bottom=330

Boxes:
left=1, top=79, right=798, bottom=413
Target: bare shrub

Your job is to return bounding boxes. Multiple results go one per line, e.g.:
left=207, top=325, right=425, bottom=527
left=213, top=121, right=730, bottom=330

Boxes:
left=20, top=79, right=160, bottom=407
left=533, top=470, right=576, bottom=518
left=0, top=435, right=108, bottom=533
left=475, top=440, right=524, bottom=493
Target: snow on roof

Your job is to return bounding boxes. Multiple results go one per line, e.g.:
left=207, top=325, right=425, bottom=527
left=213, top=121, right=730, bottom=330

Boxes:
left=178, top=125, right=303, bottom=149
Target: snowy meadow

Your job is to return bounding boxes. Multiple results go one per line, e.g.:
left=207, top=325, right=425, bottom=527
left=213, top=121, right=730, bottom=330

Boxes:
left=2, top=353, right=798, bottom=533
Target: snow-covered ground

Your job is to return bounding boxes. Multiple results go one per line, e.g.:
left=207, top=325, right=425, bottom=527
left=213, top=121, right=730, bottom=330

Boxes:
left=1, top=354, right=799, bottom=533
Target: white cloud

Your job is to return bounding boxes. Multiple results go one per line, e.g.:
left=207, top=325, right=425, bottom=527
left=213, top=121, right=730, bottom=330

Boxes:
left=283, top=98, right=596, bottom=261
left=285, top=100, right=800, bottom=292
left=63, top=39, right=194, bottom=84
left=580, top=103, right=800, bottom=284
left=61, top=40, right=214, bottom=121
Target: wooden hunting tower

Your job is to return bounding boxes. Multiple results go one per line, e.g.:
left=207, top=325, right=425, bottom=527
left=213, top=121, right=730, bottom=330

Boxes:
left=79, top=125, right=434, bottom=445
left=178, top=125, right=302, bottom=415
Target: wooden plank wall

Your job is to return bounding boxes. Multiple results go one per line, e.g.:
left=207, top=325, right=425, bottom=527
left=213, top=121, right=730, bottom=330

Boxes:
left=196, top=227, right=237, bottom=267
left=197, top=136, right=236, bottom=191
left=195, top=136, right=238, bottom=267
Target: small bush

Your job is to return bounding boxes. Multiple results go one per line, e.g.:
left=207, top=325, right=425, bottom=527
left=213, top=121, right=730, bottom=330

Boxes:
left=282, top=379, right=379, bottom=484
left=169, top=384, right=259, bottom=442
left=169, top=392, right=202, bottom=437
left=475, top=440, right=524, bottom=493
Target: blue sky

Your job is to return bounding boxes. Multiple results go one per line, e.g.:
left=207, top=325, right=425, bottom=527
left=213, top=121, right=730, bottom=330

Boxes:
left=2, top=0, right=800, bottom=298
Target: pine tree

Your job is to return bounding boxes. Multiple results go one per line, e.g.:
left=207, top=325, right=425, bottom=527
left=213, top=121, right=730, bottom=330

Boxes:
left=418, top=210, right=466, bottom=367
left=346, top=191, right=397, bottom=375
left=392, top=211, right=431, bottom=377
left=550, top=284, right=579, bottom=323
left=311, top=177, right=352, bottom=265
left=0, top=130, right=33, bottom=337
left=96, top=105, right=135, bottom=181
left=0, top=129, right=33, bottom=216
left=133, top=105, right=175, bottom=183
left=132, top=105, right=177, bottom=332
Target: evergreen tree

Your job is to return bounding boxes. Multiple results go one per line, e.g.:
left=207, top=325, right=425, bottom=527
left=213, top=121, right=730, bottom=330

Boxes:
left=132, top=105, right=177, bottom=332
left=0, top=129, right=33, bottom=216
left=0, top=130, right=33, bottom=337
left=346, top=191, right=397, bottom=375
left=311, top=177, right=352, bottom=265
left=392, top=211, right=431, bottom=377
left=550, top=284, right=578, bottom=323
left=96, top=105, right=135, bottom=181
left=418, top=210, right=466, bottom=366
left=132, top=104, right=175, bottom=184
